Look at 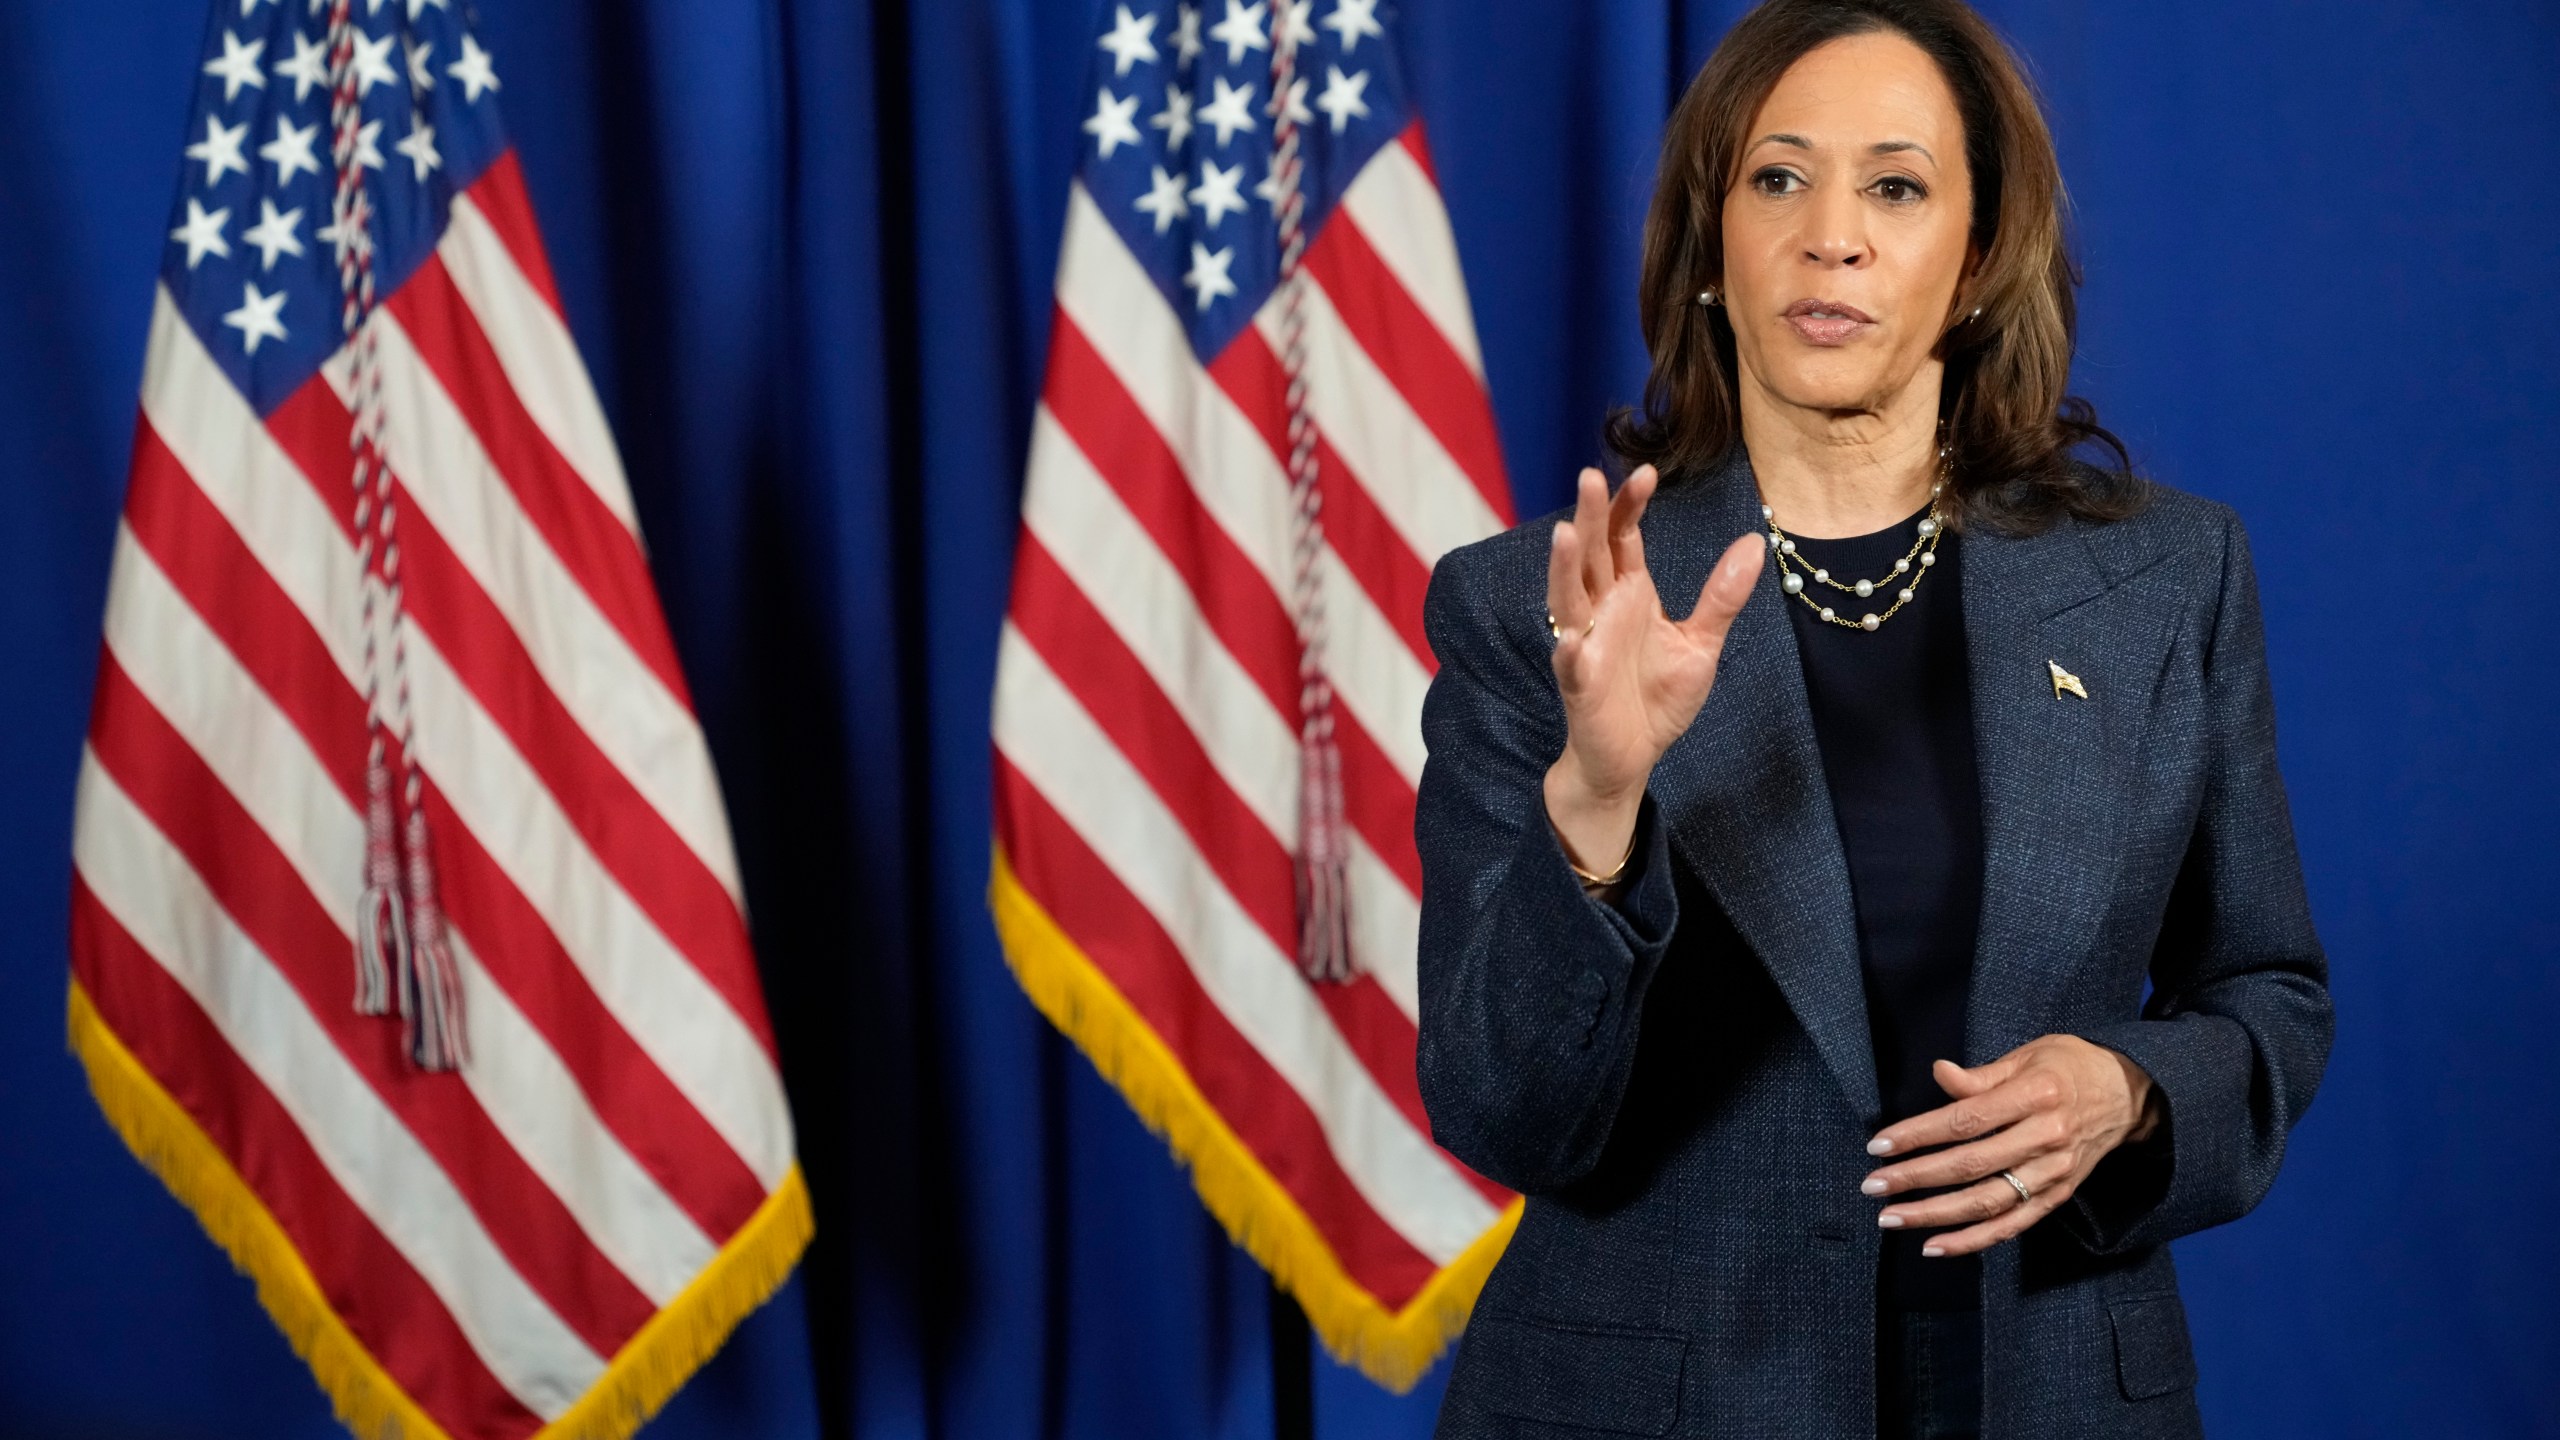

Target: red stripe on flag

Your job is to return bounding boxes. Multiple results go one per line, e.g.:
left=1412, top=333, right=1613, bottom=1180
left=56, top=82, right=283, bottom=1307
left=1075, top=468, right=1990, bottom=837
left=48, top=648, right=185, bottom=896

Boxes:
left=1205, top=336, right=1436, bottom=668
left=993, top=756, right=1440, bottom=1309
left=385, top=254, right=694, bottom=708
left=459, top=150, right=565, bottom=318
left=124, top=428, right=770, bottom=1241
left=86, top=656, right=660, bottom=1357
left=1399, top=120, right=1440, bottom=187
left=393, top=506, right=774, bottom=1058
left=71, top=880, right=547, bottom=1440
left=1303, top=214, right=1513, bottom=527
left=265, top=380, right=362, bottom=545
left=1041, top=309, right=1302, bottom=721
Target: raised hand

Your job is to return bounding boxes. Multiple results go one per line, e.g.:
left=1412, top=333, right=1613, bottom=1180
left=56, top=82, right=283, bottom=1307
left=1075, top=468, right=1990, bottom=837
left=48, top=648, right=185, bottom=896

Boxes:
left=1541, top=463, right=1765, bottom=876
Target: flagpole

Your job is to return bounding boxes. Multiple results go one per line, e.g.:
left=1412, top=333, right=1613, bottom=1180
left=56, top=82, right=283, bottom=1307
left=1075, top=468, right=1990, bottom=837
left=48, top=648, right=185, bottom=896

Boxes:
left=1269, top=1278, right=1313, bottom=1440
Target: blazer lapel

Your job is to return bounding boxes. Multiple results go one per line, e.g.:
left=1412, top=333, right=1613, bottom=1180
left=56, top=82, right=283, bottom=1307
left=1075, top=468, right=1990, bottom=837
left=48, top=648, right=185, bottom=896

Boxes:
left=1644, top=453, right=1880, bottom=1125
left=1959, top=512, right=2176, bottom=1061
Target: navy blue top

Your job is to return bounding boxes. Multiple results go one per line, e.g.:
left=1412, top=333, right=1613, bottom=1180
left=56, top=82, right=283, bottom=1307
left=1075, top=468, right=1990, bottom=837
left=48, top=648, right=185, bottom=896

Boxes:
left=1782, top=499, right=1986, bottom=1312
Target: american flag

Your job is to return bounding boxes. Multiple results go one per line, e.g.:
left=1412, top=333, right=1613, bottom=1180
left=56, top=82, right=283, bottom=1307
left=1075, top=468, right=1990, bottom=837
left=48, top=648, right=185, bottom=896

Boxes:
left=989, top=0, right=1519, bottom=1388
left=66, top=2, right=807, bottom=1437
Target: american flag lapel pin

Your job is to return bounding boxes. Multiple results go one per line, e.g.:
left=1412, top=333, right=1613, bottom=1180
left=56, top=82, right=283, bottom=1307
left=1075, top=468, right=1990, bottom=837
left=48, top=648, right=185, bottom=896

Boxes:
left=2048, top=659, right=2090, bottom=699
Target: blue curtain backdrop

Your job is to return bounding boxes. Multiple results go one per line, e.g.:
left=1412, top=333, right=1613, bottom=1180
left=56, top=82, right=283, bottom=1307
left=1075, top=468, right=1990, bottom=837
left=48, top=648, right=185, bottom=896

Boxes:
left=3, top=0, right=2555, bottom=1436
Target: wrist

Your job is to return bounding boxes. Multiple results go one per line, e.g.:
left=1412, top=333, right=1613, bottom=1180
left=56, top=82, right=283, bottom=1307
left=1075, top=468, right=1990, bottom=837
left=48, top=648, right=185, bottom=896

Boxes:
left=1543, top=756, right=1643, bottom=882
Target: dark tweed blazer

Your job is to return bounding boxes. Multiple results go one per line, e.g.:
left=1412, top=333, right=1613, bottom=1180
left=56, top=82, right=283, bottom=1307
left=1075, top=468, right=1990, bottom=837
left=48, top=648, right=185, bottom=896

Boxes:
left=1415, top=446, right=2333, bottom=1439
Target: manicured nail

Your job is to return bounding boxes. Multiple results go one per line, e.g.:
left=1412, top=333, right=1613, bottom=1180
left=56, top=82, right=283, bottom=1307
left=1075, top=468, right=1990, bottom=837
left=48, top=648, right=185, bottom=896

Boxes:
left=1860, top=1177, right=1888, bottom=1196
left=1867, top=1136, right=1894, bottom=1156
left=1877, top=1212, right=1904, bottom=1229
left=1921, top=1244, right=1945, bottom=1257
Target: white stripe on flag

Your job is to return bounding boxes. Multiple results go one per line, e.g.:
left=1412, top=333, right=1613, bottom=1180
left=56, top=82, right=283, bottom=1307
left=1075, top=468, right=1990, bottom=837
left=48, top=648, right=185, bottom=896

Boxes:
left=355, top=310, right=745, bottom=906
left=73, top=753, right=606, bottom=1419
left=1337, top=139, right=1487, bottom=379
left=994, top=624, right=1502, bottom=1263
left=98, top=525, right=725, bottom=1307
left=441, top=192, right=642, bottom=537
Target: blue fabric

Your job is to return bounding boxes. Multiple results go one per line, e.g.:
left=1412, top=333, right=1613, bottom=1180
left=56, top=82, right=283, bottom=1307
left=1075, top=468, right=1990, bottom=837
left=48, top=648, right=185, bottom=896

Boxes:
left=0, top=1, right=2554, bottom=1437
left=1412, top=451, right=2331, bottom=1436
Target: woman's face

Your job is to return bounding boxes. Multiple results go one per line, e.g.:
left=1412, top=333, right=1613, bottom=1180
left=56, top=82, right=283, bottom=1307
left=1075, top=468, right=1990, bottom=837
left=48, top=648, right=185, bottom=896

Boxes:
left=1719, top=31, right=1976, bottom=420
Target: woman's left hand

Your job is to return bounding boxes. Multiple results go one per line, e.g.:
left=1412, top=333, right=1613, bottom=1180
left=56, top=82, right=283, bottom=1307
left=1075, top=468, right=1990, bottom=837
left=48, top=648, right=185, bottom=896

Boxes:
left=1858, top=1036, right=2166, bottom=1258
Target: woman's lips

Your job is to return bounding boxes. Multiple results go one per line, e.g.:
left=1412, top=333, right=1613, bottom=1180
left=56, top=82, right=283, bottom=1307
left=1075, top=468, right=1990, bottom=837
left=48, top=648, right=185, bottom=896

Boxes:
left=1782, top=299, right=1875, bottom=346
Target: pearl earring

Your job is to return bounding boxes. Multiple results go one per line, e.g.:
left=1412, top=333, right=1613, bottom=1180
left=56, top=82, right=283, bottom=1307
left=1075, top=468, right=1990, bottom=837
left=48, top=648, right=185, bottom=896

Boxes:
left=1697, top=285, right=1722, bottom=306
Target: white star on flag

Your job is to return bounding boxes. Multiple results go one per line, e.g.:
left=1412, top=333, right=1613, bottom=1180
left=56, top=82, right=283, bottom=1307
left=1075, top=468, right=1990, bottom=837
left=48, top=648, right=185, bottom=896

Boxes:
left=169, top=198, right=232, bottom=268
left=1272, top=74, right=1311, bottom=127
left=394, top=115, right=441, bottom=181
left=1276, top=0, right=1316, bottom=49
left=1150, top=83, right=1195, bottom=150
left=241, top=198, right=305, bottom=270
left=1082, top=87, right=1143, bottom=158
left=1315, top=65, right=1370, bottom=133
left=1322, top=0, right=1383, bottom=52
left=1208, top=0, right=1268, bottom=65
left=259, top=116, right=321, bottom=185
left=446, top=33, right=500, bottom=102
left=272, top=30, right=329, bottom=100
left=220, top=279, right=288, bottom=353
left=202, top=30, right=267, bottom=102
left=1188, top=159, right=1247, bottom=228
left=405, top=35, right=436, bottom=94
left=1170, top=3, right=1203, bottom=67
left=1181, top=241, right=1237, bottom=309
left=350, top=117, right=385, bottom=172
left=349, top=29, right=398, bottom=96
left=1096, top=5, right=1158, bottom=76
left=406, top=0, right=448, bottom=22
left=1197, top=74, right=1257, bottom=147
left=1133, top=164, right=1189, bottom=233
left=184, top=114, right=250, bottom=186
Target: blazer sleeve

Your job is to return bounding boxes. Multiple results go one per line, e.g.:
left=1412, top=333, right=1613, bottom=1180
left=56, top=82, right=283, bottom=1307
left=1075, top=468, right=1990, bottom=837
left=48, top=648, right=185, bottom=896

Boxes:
left=2058, top=506, right=2336, bottom=1255
left=1411, top=544, right=1684, bottom=1196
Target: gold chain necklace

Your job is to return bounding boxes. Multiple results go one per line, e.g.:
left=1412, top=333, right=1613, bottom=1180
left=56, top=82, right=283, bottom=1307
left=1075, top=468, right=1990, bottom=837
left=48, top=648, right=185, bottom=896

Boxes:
left=1761, top=448, right=1952, bottom=632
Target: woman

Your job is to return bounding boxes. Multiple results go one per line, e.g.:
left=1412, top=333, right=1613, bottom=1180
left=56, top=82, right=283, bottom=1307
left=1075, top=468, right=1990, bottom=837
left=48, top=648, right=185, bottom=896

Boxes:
left=1413, top=2, right=2333, bottom=1436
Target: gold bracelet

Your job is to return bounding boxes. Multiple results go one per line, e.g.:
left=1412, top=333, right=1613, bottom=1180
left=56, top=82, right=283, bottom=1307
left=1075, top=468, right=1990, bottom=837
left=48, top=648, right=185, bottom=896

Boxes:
left=1559, top=821, right=1639, bottom=890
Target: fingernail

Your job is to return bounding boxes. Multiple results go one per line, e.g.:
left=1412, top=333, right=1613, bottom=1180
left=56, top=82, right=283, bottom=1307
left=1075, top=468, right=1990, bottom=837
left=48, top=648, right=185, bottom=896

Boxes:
left=1877, top=1213, right=1904, bottom=1229
left=1921, top=1244, right=1944, bottom=1257
left=1860, top=1177, right=1888, bottom=1196
left=1867, top=1137, right=1894, bottom=1155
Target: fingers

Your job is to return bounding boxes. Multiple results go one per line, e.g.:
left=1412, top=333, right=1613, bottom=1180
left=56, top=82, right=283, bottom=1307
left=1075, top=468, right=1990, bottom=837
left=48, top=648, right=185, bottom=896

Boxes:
left=1607, top=464, right=1657, bottom=580
left=1898, top=1151, right=2081, bottom=1257
left=1678, top=532, right=1767, bottom=647
left=1866, top=1059, right=2052, bottom=1157
left=1546, top=519, right=1590, bottom=645
left=1863, top=1109, right=2061, bottom=1199
left=1574, top=468, right=1612, bottom=604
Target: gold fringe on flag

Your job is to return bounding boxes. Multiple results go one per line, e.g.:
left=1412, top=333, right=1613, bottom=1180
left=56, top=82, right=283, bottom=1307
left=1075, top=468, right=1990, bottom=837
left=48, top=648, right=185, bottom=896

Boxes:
left=988, top=845, right=1521, bottom=1393
left=66, top=979, right=814, bottom=1440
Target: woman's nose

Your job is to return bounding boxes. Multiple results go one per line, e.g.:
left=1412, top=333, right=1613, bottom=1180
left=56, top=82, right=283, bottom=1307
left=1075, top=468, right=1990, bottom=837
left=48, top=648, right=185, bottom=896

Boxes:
left=1799, top=187, right=1871, bottom=267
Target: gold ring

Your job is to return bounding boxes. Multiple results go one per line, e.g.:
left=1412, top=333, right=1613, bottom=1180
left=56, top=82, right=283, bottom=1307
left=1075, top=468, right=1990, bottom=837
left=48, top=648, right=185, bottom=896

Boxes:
left=1545, top=612, right=1595, bottom=641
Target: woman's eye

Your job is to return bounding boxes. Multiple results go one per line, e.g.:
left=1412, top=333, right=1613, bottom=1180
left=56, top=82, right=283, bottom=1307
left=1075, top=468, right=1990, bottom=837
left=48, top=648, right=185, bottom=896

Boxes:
left=1753, top=168, right=1801, bottom=195
left=1875, top=176, right=1926, bottom=203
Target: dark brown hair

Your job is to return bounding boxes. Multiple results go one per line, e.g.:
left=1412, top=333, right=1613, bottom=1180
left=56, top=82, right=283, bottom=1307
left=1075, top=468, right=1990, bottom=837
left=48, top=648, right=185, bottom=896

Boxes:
left=1604, top=0, right=2147, bottom=534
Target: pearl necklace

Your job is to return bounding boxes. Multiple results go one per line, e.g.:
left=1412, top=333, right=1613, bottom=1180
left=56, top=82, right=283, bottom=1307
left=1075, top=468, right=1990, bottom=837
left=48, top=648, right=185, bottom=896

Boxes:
left=1761, top=452, right=1952, bottom=633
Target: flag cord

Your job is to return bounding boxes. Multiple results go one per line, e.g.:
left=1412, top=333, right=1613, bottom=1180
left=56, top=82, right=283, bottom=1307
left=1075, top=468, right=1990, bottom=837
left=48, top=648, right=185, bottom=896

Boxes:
left=1269, top=5, right=1357, bottom=984
left=326, top=0, right=465, bottom=1070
